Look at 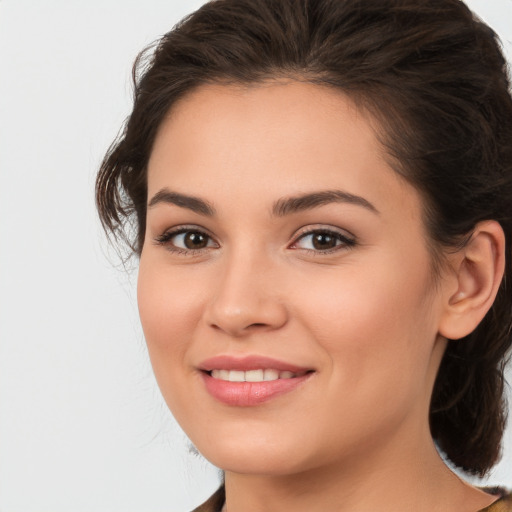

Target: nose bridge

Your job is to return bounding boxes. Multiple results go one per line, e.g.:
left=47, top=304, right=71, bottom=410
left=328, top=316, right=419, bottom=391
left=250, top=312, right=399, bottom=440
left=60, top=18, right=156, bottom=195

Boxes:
left=205, top=245, right=287, bottom=336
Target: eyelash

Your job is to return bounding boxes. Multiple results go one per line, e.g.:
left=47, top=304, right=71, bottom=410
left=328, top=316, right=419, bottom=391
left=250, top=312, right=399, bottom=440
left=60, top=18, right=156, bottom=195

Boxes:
left=153, top=226, right=357, bottom=255
left=154, top=227, right=217, bottom=255
left=290, top=228, right=357, bottom=254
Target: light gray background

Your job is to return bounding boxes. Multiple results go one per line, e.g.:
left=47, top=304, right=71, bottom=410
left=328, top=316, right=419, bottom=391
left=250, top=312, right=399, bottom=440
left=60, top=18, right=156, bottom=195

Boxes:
left=0, top=1, right=510, bottom=511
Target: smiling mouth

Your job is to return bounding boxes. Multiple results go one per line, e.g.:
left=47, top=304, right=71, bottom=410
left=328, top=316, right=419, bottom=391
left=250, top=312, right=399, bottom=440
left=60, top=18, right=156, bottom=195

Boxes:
left=208, top=369, right=311, bottom=382
left=198, top=355, right=315, bottom=405
left=201, top=368, right=315, bottom=406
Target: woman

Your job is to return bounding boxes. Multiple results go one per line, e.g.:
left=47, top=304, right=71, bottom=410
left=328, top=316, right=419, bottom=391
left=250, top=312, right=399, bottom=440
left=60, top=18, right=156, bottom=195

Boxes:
left=96, top=0, right=512, bottom=510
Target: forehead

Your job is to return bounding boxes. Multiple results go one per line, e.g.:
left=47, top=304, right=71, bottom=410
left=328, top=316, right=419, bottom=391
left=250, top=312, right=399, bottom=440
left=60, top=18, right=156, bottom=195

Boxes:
left=150, top=81, right=380, bottom=167
left=147, top=81, right=421, bottom=223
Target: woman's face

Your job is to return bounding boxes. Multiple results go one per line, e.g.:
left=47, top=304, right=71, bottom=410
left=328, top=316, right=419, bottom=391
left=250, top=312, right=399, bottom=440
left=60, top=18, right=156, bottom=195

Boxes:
left=138, top=82, right=450, bottom=475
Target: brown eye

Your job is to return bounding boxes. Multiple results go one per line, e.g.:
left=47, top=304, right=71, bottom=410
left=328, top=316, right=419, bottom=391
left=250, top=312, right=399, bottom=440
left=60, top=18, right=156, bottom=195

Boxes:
left=311, top=232, right=338, bottom=250
left=155, top=228, right=218, bottom=253
left=183, top=231, right=209, bottom=249
left=292, top=229, right=356, bottom=252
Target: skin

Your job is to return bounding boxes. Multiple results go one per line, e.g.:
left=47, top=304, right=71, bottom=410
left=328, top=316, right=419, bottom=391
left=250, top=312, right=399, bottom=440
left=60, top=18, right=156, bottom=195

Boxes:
left=138, top=81, right=502, bottom=512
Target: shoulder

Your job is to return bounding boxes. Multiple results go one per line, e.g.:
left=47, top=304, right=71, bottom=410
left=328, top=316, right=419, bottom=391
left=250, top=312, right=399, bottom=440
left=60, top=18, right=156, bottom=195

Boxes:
left=191, top=486, right=225, bottom=512
left=479, top=489, right=512, bottom=512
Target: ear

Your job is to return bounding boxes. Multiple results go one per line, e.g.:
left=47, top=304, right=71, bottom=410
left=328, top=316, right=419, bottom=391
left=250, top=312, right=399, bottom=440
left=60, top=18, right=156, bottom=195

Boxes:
left=438, top=220, right=505, bottom=340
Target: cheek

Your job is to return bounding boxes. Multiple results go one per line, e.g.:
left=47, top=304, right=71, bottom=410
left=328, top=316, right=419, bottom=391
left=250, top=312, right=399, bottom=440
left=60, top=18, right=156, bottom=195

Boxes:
left=138, top=252, right=206, bottom=334
left=136, top=255, right=206, bottom=392
left=300, top=252, right=438, bottom=397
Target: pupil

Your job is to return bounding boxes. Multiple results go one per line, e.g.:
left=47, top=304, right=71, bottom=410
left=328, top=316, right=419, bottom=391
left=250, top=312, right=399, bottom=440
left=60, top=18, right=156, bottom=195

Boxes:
left=185, top=232, right=207, bottom=249
left=313, top=233, right=336, bottom=250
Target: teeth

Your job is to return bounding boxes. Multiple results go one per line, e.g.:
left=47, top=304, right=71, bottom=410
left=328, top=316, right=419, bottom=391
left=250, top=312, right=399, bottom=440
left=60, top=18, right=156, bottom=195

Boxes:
left=228, top=370, right=245, bottom=382
left=246, top=369, right=264, bottom=382
left=210, top=369, right=299, bottom=382
left=263, top=369, right=279, bottom=381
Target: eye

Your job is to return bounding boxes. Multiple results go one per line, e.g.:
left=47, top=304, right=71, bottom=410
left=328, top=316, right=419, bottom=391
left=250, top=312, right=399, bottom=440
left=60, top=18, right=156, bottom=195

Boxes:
left=154, top=227, right=218, bottom=253
left=291, top=229, right=356, bottom=252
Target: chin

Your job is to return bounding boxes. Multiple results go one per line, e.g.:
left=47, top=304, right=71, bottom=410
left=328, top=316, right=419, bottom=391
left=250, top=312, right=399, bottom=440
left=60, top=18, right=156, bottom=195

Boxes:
left=190, top=428, right=315, bottom=476
left=205, top=449, right=310, bottom=476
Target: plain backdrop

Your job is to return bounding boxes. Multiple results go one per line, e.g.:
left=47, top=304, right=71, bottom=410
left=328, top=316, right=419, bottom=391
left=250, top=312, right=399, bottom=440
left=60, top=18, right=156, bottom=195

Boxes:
left=0, top=1, right=511, bottom=511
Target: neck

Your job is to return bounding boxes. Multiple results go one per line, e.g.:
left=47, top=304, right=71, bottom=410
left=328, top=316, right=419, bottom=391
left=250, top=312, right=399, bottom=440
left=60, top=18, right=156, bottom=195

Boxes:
left=222, top=429, right=495, bottom=512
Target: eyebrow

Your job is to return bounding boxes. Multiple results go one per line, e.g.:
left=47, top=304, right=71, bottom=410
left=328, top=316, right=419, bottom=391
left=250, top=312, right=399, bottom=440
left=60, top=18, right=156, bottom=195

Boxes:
left=148, top=189, right=216, bottom=216
left=147, top=188, right=378, bottom=217
left=272, top=190, right=379, bottom=216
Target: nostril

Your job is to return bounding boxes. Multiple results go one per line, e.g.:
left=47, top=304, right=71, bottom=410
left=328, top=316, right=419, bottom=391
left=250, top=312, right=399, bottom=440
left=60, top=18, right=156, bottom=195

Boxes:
left=205, top=295, right=289, bottom=336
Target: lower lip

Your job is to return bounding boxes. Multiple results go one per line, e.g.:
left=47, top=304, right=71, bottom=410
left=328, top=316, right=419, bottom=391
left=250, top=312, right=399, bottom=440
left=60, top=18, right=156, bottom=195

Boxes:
left=201, top=372, right=313, bottom=406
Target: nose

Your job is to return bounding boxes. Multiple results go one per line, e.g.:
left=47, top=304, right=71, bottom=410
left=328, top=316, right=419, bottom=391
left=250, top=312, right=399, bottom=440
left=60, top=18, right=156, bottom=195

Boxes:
left=204, top=254, right=289, bottom=337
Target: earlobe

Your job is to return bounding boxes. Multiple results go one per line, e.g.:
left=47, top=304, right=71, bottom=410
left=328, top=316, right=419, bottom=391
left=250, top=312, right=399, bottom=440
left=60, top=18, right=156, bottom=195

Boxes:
left=438, top=220, right=505, bottom=340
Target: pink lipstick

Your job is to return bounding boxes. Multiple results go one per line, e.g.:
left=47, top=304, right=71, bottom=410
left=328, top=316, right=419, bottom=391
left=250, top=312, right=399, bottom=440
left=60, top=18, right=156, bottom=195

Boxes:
left=198, top=355, right=314, bottom=406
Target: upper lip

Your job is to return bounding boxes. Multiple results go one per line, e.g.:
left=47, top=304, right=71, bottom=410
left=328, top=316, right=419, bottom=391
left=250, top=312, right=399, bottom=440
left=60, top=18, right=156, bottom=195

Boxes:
left=198, top=355, right=313, bottom=373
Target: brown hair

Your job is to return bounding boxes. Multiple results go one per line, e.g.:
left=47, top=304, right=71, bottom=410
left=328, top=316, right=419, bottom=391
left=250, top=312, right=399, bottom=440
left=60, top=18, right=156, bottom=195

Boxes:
left=96, top=0, right=512, bottom=476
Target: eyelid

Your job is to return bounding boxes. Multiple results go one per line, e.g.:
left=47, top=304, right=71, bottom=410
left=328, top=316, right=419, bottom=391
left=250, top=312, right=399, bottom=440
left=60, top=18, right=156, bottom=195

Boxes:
left=289, top=225, right=357, bottom=252
left=153, top=225, right=219, bottom=253
left=152, top=223, right=356, bottom=255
